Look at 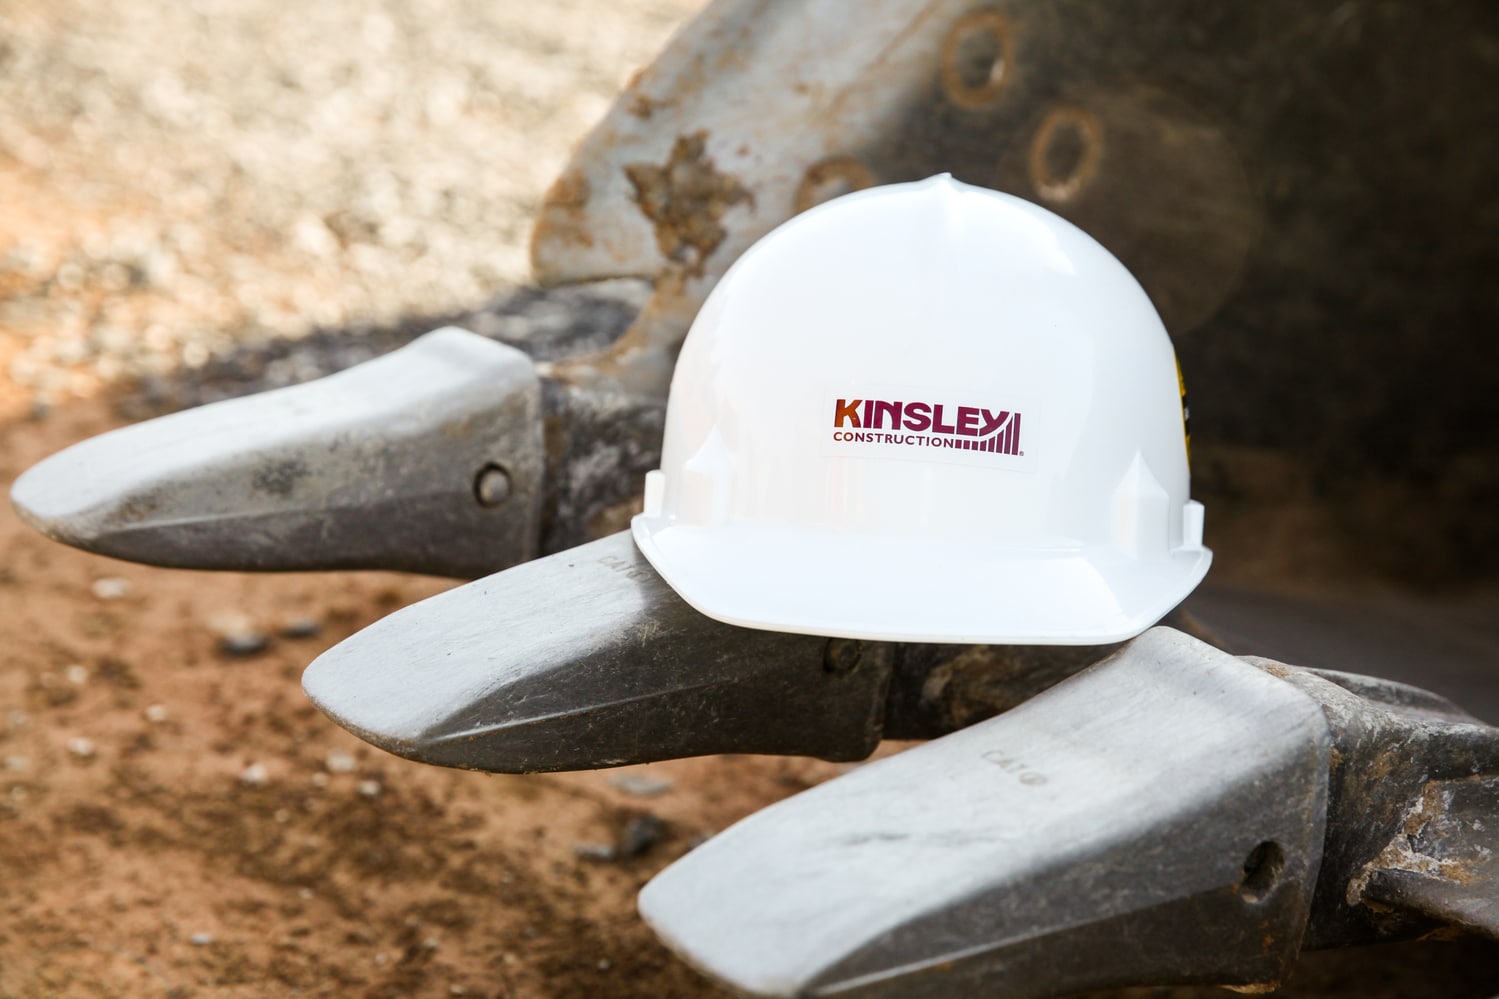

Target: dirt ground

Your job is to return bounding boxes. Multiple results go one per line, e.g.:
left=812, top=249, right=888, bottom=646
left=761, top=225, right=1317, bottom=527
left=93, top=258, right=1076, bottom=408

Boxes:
left=4, top=401, right=1499, bottom=999
left=0, top=398, right=828, bottom=999
left=5, top=401, right=1499, bottom=999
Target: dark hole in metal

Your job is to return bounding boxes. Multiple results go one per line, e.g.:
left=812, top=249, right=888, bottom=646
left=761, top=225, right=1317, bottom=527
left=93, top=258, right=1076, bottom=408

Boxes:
left=1041, top=121, right=1088, bottom=188
left=823, top=638, right=864, bottom=675
left=952, top=23, right=1005, bottom=92
left=474, top=463, right=513, bottom=508
left=941, top=11, right=1011, bottom=109
left=1239, top=841, right=1285, bottom=902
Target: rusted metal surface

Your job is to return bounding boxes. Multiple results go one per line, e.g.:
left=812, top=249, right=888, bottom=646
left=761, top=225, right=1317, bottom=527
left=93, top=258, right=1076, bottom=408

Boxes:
left=623, top=131, right=753, bottom=276
left=1265, top=662, right=1499, bottom=950
left=882, top=607, right=1215, bottom=737
left=533, top=0, right=1499, bottom=532
left=1359, top=776, right=1499, bottom=940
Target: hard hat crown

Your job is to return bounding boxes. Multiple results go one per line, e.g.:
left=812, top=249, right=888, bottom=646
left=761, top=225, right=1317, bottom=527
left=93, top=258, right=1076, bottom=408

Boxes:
left=634, top=176, right=1209, bottom=644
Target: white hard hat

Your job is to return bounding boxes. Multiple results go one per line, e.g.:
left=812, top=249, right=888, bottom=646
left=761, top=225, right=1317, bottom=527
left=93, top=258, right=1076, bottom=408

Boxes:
left=632, top=175, right=1210, bottom=645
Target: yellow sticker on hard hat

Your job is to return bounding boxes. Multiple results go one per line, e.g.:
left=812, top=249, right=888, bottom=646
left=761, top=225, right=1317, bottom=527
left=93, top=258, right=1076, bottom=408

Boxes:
left=1176, top=354, right=1191, bottom=462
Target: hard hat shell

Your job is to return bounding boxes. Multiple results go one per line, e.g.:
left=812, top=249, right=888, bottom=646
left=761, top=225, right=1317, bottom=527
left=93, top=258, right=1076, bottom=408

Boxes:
left=632, top=176, right=1209, bottom=645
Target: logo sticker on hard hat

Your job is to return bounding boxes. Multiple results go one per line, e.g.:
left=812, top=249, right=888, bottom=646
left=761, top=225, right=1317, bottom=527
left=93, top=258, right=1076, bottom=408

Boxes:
left=824, top=388, right=1035, bottom=470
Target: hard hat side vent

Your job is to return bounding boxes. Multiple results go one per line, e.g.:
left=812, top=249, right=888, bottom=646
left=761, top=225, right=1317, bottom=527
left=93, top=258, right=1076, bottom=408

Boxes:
left=1111, top=453, right=1170, bottom=557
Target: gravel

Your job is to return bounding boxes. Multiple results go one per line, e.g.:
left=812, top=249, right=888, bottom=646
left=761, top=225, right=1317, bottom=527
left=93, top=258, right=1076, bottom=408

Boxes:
left=574, top=811, right=667, bottom=862
left=608, top=773, right=674, bottom=798
left=219, top=632, right=271, bottom=657
left=278, top=616, right=323, bottom=639
left=90, top=577, right=131, bottom=600
left=0, top=0, right=699, bottom=409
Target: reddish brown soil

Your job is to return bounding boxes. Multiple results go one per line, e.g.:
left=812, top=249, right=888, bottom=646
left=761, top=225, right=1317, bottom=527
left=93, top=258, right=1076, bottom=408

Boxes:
left=0, top=398, right=863, bottom=998
left=5, top=402, right=1499, bottom=999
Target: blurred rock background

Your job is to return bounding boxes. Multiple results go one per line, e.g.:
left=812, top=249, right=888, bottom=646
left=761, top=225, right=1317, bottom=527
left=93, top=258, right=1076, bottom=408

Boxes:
left=0, top=0, right=700, bottom=417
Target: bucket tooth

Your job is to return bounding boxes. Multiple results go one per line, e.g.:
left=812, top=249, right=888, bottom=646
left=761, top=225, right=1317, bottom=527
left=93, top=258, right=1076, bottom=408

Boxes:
left=301, top=532, right=894, bottom=773
left=10, top=329, right=544, bottom=579
left=640, top=628, right=1333, bottom=998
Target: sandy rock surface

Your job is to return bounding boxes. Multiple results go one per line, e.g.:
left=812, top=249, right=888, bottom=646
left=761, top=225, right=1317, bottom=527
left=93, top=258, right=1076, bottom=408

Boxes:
left=0, top=0, right=696, bottom=415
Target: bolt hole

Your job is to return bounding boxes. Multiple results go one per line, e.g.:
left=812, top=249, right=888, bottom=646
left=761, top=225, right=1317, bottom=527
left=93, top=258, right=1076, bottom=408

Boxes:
left=941, top=11, right=1012, bottom=110
left=1238, top=841, right=1284, bottom=903
left=795, top=156, right=876, bottom=214
left=823, top=638, right=863, bottom=675
left=1028, top=107, right=1101, bottom=204
left=473, top=463, right=513, bottom=508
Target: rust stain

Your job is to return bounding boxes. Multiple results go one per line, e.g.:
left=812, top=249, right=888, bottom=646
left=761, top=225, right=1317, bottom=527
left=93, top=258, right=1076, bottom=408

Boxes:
left=623, top=131, right=752, bottom=276
left=543, top=169, right=590, bottom=210
left=940, top=9, right=1014, bottom=111
left=532, top=169, right=595, bottom=259
left=1029, top=105, right=1103, bottom=204
left=794, top=156, right=876, bottom=215
left=627, top=92, right=666, bottom=120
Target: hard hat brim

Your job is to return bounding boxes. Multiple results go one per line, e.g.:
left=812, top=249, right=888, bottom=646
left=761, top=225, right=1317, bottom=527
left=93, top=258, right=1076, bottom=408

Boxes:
left=632, top=518, right=1211, bottom=646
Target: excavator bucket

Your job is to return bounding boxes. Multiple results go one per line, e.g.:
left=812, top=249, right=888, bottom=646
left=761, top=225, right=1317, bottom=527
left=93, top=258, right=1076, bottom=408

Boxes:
left=11, top=0, right=1498, bottom=581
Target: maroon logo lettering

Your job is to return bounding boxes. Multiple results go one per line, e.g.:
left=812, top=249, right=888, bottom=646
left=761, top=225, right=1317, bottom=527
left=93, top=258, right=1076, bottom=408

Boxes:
left=831, top=396, right=1024, bottom=457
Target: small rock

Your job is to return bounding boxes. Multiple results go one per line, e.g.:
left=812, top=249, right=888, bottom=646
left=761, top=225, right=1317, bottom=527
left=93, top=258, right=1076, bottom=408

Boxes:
left=240, top=762, right=269, bottom=786
left=423, top=937, right=440, bottom=951
left=91, top=577, right=131, bottom=600
left=572, top=842, right=617, bottom=862
left=219, top=632, right=271, bottom=657
left=608, top=774, right=674, bottom=798
left=280, top=616, right=322, bottom=639
left=64, top=664, right=89, bottom=685
left=310, top=772, right=329, bottom=789
left=357, top=779, right=382, bottom=798
left=3, top=756, right=29, bottom=772
left=208, top=611, right=270, bottom=657
left=66, top=737, right=96, bottom=759
left=325, top=749, right=357, bottom=773
left=5, top=710, right=27, bottom=729
left=574, top=812, right=668, bottom=863
left=189, top=932, right=214, bottom=947
left=618, top=813, right=666, bottom=859
left=144, top=704, right=169, bottom=723
left=450, top=987, right=468, bottom=996
left=597, top=958, right=612, bottom=972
